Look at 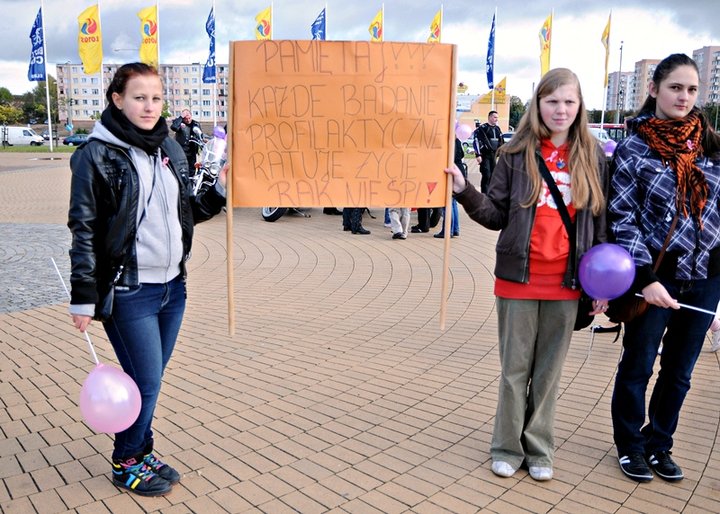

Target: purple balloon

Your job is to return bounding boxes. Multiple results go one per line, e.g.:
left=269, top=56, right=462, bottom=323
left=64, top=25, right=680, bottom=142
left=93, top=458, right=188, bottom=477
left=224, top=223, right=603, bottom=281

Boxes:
left=578, top=243, right=635, bottom=300
left=602, top=139, right=617, bottom=156
left=455, top=123, right=473, bottom=141
left=79, top=363, right=141, bottom=434
left=213, top=126, right=226, bottom=139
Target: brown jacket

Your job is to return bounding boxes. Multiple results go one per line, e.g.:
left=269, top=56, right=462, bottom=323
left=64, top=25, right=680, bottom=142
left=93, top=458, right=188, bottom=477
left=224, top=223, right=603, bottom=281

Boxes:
left=454, top=146, right=609, bottom=288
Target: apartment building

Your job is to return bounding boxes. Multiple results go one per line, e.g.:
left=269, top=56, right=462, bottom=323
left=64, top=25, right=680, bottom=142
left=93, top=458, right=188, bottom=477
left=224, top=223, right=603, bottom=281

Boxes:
left=692, top=46, right=720, bottom=106
left=605, top=71, right=634, bottom=113
left=56, top=63, right=230, bottom=125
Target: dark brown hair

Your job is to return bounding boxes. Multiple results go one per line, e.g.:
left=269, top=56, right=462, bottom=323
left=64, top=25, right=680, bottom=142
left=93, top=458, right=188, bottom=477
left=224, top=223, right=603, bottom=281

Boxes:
left=105, top=62, right=160, bottom=103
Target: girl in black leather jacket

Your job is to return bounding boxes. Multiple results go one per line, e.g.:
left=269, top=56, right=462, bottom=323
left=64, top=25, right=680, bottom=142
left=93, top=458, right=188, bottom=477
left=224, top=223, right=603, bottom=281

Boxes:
left=67, top=63, right=225, bottom=497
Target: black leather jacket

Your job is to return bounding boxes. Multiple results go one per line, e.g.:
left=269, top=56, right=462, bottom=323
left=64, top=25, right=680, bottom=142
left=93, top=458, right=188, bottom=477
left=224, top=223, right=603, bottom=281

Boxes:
left=67, top=137, right=225, bottom=308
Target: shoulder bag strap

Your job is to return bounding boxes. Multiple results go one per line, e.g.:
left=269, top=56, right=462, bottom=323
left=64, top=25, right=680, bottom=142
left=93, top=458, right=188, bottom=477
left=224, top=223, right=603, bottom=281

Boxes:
left=653, top=214, right=679, bottom=272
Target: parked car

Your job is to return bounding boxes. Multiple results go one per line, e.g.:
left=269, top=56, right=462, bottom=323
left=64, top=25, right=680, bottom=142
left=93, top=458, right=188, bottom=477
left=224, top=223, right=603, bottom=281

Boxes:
left=41, top=130, right=50, bottom=140
left=502, top=132, right=514, bottom=143
left=0, top=126, right=45, bottom=146
left=461, top=136, right=475, bottom=154
left=63, top=134, right=89, bottom=146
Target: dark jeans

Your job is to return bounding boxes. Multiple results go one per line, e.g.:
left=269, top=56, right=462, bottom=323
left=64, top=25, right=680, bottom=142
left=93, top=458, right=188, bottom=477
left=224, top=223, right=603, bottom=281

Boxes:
left=611, top=273, right=720, bottom=456
left=415, top=208, right=441, bottom=231
left=342, top=208, right=364, bottom=231
left=104, top=275, right=186, bottom=460
left=480, top=153, right=496, bottom=194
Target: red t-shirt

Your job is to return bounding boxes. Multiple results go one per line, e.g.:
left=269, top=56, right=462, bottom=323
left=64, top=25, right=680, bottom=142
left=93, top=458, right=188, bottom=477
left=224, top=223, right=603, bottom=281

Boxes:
left=495, top=140, right=581, bottom=300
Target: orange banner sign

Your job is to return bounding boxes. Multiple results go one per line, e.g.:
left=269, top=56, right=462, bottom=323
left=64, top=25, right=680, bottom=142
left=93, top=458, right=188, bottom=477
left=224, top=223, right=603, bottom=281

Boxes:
left=230, top=40, right=456, bottom=208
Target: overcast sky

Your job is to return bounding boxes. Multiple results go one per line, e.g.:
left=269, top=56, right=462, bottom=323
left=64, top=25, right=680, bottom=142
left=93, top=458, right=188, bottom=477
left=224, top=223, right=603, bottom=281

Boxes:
left=2, top=0, right=719, bottom=110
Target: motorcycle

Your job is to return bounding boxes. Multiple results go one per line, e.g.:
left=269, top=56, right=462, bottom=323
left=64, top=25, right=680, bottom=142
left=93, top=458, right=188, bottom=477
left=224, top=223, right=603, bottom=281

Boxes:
left=261, top=207, right=311, bottom=222
left=190, top=127, right=224, bottom=196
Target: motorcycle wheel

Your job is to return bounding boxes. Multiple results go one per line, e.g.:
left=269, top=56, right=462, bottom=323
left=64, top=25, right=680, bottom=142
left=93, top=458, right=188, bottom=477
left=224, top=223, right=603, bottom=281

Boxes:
left=261, top=207, right=288, bottom=222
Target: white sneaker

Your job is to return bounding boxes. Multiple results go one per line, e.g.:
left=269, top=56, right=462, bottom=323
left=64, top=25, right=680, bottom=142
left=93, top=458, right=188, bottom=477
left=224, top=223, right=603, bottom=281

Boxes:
left=491, top=461, right=516, bottom=478
left=529, top=466, right=553, bottom=481
left=712, top=330, right=720, bottom=352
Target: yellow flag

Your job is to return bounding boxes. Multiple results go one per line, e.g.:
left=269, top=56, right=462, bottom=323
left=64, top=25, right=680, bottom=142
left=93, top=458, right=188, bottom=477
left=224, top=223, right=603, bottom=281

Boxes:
left=368, top=9, right=383, bottom=42
left=255, top=6, right=272, bottom=40
left=137, top=5, right=159, bottom=68
left=494, top=77, right=507, bottom=103
left=539, top=13, right=552, bottom=77
left=601, top=13, right=611, bottom=88
left=77, top=4, right=102, bottom=75
left=427, top=9, right=441, bottom=43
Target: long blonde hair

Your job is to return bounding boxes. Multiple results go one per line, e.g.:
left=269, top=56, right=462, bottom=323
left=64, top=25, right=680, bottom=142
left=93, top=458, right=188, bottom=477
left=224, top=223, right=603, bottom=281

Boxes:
left=501, top=68, right=605, bottom=215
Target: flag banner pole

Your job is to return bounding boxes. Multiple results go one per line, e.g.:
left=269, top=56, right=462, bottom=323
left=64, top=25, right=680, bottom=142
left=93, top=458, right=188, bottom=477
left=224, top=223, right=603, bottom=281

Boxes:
left=226, top=41, right=235, bottom=336
left=439, top=45, right=458, bottom=331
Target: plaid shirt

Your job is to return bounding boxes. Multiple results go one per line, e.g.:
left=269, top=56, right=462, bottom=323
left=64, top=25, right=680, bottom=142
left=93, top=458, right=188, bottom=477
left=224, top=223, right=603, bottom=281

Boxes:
left=609, top=120, right=720, bottom=280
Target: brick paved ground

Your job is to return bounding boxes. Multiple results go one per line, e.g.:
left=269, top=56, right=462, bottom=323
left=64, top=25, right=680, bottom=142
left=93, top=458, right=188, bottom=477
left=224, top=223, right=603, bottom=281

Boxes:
left=1, top=152, right=719, bottom=513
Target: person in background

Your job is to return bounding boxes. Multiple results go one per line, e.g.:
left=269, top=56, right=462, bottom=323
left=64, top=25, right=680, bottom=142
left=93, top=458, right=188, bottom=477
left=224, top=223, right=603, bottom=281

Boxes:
left=444, top=68, right=608, bottom=481
left=434, top=137, right=466, bottom=238
left=388, top=206, right=410, bottom=239
left=473, top=110, right=505, bottom=194
left=342, top=207, right=370, bottom=235
left=170, top=108, right=202, bottom=169
left=608, top=53, right=720, bottom=483
left=67, top=63, right=226, bottom=496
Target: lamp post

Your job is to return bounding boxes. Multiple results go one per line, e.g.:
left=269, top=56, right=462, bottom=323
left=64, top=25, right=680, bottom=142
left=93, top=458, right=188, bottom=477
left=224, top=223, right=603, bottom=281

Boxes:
left=614, top=41, right=624, bottom=124
left=64, top=61, right=73, bottom=135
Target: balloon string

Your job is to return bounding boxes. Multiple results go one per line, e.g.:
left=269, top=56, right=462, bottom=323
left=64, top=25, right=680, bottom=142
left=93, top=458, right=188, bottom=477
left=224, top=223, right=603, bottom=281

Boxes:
left=634, top=293, right=717, bottom=316
left=51, top=258, right=100, bottom=365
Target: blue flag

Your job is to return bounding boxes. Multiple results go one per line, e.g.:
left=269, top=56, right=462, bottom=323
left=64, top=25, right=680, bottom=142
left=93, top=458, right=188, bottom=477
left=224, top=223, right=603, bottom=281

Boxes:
left=28, top=7, right=46, bottom=81
left=311, top=8, right=326, bottom=40
left=202, top=7, right=216, bottom=84
left=486, top=13, right=495, bottom=90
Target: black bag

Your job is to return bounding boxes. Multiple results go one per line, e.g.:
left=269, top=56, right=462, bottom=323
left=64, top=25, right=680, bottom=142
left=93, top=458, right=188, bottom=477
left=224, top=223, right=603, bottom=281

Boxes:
left=605, top=293, right=648, bottom=324
left=574, top=294, right=596, bottom=330
left=93, top=264, right=125, bottom=322
left=536, top=154, right=593, bottom=330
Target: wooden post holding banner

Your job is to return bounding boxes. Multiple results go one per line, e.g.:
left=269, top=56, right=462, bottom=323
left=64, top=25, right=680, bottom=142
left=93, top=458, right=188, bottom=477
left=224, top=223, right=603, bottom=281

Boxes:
left=439, top=50, right=459, bottom=331
left=226, top=43, right=235, bottom=336
left=226, top=40, right=457, bottom=333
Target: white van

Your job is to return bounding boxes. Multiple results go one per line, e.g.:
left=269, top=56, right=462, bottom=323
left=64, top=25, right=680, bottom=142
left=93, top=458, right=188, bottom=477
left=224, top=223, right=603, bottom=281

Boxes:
left=587, top=126, right=611, bottom=144
left=1, top=126, right=45, bottom=146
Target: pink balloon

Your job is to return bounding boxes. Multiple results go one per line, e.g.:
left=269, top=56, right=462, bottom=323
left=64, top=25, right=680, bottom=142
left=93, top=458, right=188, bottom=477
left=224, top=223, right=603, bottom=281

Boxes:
left=455, top=123, right=474, bottom=141
left=79, top=363, right=141, bottom=433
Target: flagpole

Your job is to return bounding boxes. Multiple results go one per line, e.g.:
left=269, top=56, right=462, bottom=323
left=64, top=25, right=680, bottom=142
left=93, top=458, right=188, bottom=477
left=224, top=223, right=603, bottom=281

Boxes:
left=325, top=3, right=328, bottom=37
left=156, top=1, right=160, bottom=68
left=439, top=4, right=443, bottom=43
left=382, top=3, right=385, bottom=40
left=40, top=0, right=54, bottom=152
left=97, top=1, right=105, bottom=110
left=491, top=7, right=497, bottom=111
left=212, top=0, right=217, bottom=128
left=271, top=1, right=274, bottom=39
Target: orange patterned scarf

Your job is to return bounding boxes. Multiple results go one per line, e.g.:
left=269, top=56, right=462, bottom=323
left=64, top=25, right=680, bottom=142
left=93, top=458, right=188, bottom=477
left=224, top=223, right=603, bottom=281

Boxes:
left=637, top=110, right=706, bottom=228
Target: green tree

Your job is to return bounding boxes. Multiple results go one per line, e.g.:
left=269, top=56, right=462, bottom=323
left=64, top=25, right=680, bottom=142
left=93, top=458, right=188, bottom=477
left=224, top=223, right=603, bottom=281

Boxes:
left=21, top=76, right=58, bottom=123
left=0, top=87, right=12, bottom=105
left=508, top=96, right=525, bottom=130
left=0, top=104, right=23, bottom=124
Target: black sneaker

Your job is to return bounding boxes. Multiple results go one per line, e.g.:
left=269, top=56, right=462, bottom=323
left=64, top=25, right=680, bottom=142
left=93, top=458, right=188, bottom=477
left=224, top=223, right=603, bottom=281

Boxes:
left=144, top=452, right=181, bottom=484
left=647, top=451, right=684, bottom=481
left=112, top=456, right=172, bottom=496
left=618, top=453, right=653, bottom=482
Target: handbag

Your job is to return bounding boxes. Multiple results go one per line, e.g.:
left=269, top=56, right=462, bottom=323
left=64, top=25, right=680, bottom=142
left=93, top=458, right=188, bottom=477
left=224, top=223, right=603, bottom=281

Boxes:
left=536, top=154, right=593, bottom=330
left=605, top=214, right=679, bottom=324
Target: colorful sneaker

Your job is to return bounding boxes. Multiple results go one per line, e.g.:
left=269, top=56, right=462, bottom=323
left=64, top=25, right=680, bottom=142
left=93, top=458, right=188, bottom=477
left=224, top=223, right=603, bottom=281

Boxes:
left=144, top=452, right=181, bottom=484
left=112, top=456, right=172, bottom=496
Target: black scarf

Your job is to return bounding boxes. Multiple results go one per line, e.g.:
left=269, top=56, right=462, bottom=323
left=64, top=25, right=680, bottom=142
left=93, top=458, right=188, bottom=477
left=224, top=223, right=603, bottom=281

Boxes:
left=100, top=103, right=168, bottom=155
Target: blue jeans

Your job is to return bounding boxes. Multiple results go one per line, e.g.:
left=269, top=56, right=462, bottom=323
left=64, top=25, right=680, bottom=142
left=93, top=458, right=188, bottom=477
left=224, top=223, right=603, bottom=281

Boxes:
left=384, top=208, right=391, bottom=225
left=611, top=273, right=720, bottom=456
left=103, top=275, right=186, bottom=460
left=438, top=200, right=459, bottom=235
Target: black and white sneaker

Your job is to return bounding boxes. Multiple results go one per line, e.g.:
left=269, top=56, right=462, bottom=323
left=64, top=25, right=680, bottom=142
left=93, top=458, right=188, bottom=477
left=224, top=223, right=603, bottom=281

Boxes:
left=618, top=453, right=653, bottom=482
left=647, top=451, right=684, bottom=481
